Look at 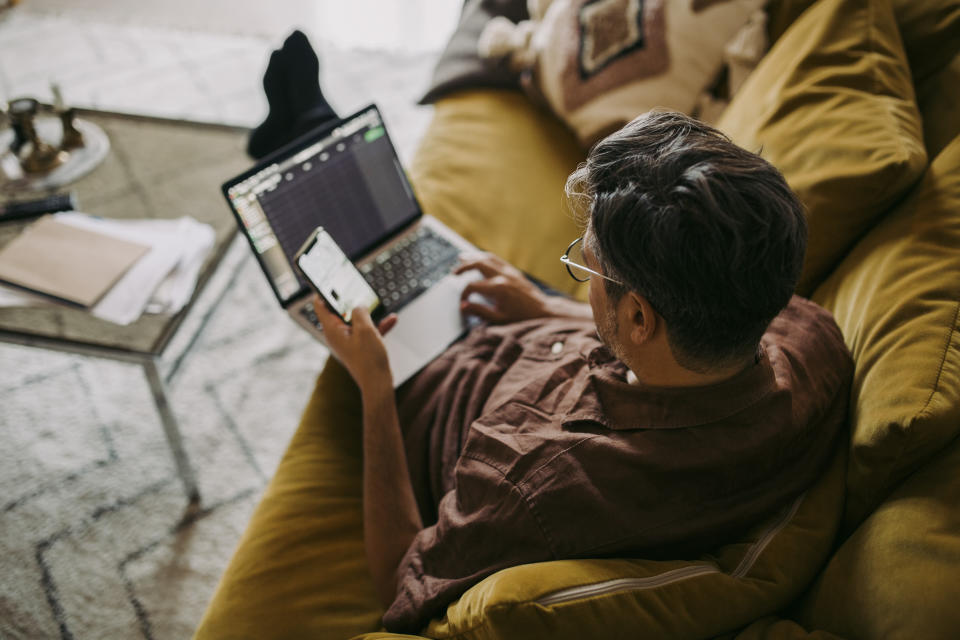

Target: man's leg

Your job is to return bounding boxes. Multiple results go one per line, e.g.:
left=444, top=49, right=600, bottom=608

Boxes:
left=248, top=30, right=341, bottom=159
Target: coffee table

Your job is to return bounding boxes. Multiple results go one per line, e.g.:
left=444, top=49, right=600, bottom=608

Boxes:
left=0, top=109, right=252, bottom=505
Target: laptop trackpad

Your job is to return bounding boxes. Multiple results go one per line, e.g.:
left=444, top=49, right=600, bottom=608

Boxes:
left=384, top=270, right=481, bottom=386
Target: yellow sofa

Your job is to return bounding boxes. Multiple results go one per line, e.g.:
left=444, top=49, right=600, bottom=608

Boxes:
left=194, top=0, right=960, bottom=637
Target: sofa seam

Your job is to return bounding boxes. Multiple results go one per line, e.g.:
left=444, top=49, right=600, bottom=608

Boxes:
left=873, top=297, right=960, bottom=511
left=916, top=298, right=960, bottom=418
left=864, top=0, right=927, bottom=210
left=866, top=0, right=878, bottom=97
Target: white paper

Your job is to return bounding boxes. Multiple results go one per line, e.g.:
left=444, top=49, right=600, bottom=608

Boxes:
left=0, top=212, right=216, bottom=325
left=144, top=218, right=215, bottom=314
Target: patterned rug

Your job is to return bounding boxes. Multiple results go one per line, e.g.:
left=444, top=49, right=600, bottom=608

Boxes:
left=0, top=12, right=439, bottom=640
left=1, top=237, right=335, bottom=639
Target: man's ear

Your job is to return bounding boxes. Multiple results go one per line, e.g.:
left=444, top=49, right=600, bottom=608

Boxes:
left=625, top=292, right=656, bottom=345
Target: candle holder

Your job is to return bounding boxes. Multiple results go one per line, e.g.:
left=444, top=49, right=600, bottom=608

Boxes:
left=0, top=91, right=110, bottom=193
left=7, top=97, right=70, bottom=174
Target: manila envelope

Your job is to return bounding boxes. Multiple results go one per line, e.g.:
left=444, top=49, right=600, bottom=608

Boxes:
left=0, top=215, right=150, bottom=307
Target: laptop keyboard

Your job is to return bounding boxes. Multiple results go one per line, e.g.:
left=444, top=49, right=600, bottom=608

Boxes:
left=298, top=226, right=460, bottom=327
left=360, top=226, right=460, bottom=310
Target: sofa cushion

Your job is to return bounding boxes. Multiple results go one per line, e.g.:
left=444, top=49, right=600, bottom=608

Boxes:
left=917, top=52, right=960, bottom=159
left=409, top=89, right=588, bottom=299
left=767, top=0, right=960, bottom=84
left=717, top=0, right=926, bottom=296
left=795, top=431, right=960, bottom=639
left=894, top=0, right=960, bottom=83
left=352, top=443, right=846, bottom=640
left=811, top=135, right=960, bottom=530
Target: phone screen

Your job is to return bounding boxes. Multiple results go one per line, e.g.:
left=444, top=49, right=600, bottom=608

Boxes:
left=297, top=229, right=381, bottom=323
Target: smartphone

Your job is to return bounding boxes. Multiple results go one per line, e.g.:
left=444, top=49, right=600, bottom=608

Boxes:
left=295, top=227, right=385, bottom=324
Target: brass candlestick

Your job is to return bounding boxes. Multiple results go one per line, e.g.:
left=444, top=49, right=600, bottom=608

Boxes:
left=5, top=95, right=74, bottom=175
left=60, top=107, right=84, bottom=150
left=20, top=115, right=68, bottom=174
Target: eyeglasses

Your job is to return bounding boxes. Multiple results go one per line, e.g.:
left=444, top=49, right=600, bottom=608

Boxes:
left=560, top=237, right=624, bottom=284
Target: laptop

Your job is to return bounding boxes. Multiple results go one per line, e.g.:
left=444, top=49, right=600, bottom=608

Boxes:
left=222, top=104, right=480, bottom=386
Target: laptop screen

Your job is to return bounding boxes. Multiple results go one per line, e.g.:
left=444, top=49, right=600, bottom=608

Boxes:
left=223, top=105, right=420, bottom=305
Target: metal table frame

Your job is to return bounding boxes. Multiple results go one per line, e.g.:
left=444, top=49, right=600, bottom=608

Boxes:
left=1, top=109, right=251, bottom=508
left=2, top=332, right=200, bottom=501
left=0, top=239, right=245, bottom=506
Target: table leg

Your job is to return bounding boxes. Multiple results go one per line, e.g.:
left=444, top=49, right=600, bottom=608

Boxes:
left=143, top=356, right=201, bottom=506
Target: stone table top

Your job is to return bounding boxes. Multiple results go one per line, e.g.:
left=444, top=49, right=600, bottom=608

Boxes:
left=0, top=110, right=251, bottom=354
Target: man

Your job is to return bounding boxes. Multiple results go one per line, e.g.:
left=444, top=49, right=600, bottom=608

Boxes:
left=314, top=110, right=852, bottom=633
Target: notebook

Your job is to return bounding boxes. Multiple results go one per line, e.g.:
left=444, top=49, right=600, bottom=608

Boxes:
left=0, top=215, right=149, bottom=307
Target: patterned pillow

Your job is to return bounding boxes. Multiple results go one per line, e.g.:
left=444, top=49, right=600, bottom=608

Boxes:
left=480, top=0, right=766, bottom=146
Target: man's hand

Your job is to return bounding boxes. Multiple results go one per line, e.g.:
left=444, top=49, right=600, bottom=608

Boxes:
left=455, top=252, right=593, bottom=323
left=312, top=296, right=397, bottom=393
left=455, top=253, right=556, bottom=323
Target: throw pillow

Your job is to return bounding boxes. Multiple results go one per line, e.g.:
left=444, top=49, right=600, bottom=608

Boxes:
left=766, top=0, right=960, bottom=84
left=916, top=53, right=960, bottom=159
left=420, top=0, right=529, bottom=105
left=811, top=135, right=960, bottom=531
left=479, top=0, right=766, bottom=147
left=716, top=0, right=926, bottom=296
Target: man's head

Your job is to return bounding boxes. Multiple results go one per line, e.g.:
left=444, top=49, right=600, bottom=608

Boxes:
left=566, top=110, right=807, bottom=375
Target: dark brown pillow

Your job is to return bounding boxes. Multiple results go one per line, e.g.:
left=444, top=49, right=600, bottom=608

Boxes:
left=420, top=0, right=528, bottom=104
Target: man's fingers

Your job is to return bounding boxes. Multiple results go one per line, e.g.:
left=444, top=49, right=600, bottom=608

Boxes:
left=313, top=296, right=343, bottom=331
left=460, top=300, right=506, bottom=323
left=460, top=277, right=503, bottom=301
left=350, top=306, right=377, bottom=332
left=455, top=253, right=502, bottom=278
left=378, top=313, right=398, bottom=336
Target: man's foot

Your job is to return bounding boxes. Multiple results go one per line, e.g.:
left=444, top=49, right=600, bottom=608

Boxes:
left=247, top=30, right=340, bottom=159
left=247, top=50, right=293, bottom=159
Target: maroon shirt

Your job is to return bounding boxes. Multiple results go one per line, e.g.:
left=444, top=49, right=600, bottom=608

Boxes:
left=385, top=296, right=852, bottom=632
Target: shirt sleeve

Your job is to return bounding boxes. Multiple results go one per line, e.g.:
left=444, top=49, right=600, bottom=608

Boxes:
left=382, top=453, right=555, bottom=633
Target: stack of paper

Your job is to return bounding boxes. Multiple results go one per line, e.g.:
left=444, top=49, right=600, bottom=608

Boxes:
left=0, top=212, right=216, bottom=325
left=0, top=216, right=149, bottom=306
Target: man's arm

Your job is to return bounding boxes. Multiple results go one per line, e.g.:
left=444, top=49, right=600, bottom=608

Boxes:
left=313, top=299, right=422, bottom=607
left=359, top=375, right=423, bottom=606
left=456, top=253, right=592, bottom=323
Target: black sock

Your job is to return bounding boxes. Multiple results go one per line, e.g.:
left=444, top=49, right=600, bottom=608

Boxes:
left=247, top=50, right=294, bottom=159
left=281, top=30, right=340, bottom=136
left=247, top=31, right=341, bottom=159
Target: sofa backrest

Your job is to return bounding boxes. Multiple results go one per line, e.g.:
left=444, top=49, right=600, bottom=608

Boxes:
left=723, top=0, right=960, bottom=534
left=812, top=134, right=960, bottom=530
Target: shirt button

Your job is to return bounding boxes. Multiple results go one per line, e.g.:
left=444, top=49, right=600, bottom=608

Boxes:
left=551, top=341, right=564, bottom=355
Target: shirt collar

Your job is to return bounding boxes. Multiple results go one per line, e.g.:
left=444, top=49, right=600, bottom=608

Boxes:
left=563, top=346, right=777, bottom=430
